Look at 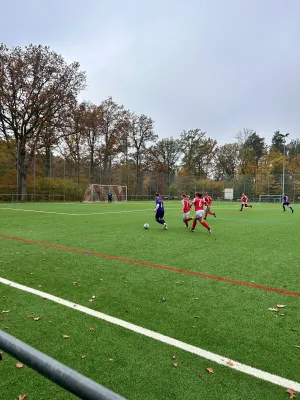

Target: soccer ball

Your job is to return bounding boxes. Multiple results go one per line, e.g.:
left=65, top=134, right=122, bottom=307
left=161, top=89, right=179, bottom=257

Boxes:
left=144, top=223, right=149, bottom=229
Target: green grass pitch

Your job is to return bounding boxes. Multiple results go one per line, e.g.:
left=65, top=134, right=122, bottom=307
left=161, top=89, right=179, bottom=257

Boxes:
left=0, top=200, right=299, bottom=399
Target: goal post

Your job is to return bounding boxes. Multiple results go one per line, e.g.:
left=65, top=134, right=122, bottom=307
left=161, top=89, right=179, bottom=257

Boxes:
left=82, top=184, right=127, bottom=202
left=258, top=195, right=282, bottom=203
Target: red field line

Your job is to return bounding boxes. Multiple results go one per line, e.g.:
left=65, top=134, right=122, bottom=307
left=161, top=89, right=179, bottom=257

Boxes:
left=1, top=233, right=300, bottom=297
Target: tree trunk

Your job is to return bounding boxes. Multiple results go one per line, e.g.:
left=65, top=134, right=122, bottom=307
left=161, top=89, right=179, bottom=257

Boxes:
left=89, top=146, right=94, bottom=183
left=45, top=145, right=51, bottom=178
left=17, top=144, right=27, bottom=201
left=135, top=154, right=139, bottom=196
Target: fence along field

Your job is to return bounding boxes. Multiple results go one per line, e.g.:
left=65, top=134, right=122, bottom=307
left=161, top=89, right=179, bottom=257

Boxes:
left=1, top=156, right=300, bottom=202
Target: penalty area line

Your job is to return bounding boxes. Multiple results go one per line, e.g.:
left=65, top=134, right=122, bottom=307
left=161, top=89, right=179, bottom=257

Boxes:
left=0, top=277, right=299, bottom=392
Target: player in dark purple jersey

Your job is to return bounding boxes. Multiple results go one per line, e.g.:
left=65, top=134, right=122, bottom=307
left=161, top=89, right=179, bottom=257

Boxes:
left=282, top=194, right=294, bottom=213
left=154, top=193, right=167, bottom=229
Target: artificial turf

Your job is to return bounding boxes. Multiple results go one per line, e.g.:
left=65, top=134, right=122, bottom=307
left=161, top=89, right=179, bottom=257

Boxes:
left=0, top=201, right=299, bottom=399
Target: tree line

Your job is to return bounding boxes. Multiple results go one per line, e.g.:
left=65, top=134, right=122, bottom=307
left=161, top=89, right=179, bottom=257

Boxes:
left=1, top=44, right=300, bottom=199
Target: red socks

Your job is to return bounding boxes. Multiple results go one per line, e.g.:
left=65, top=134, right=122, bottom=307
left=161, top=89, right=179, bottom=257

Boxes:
left=201, top=220, right=210, bottom=229
left=184, top=218, right=193, bottom=227
left=191, top=219, right=197, bottom=230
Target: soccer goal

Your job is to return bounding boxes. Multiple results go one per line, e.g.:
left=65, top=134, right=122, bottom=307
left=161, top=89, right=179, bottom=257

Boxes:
left=82, top=184, right=127, bottom=202
left=258, top=195, right=282, bottom=203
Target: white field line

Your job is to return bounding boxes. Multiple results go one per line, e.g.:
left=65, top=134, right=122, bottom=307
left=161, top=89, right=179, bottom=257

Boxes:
left=0, top=205, right=263, bottom=216
left=0, top=207, right=151, bottom=216
left=0, top=277, right=299, bottom=392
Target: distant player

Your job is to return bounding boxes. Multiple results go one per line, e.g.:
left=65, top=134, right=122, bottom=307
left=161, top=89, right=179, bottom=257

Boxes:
left=154, top=193, right=167, bottom=229
left=240, top=193, right=252, bottom=211
left=107, top=192, right=113, bottom=203
left=181, top=193, right=193, bottom=227
left=282, top=194, right=294, bottom=213
left=204, top=193, right=216, bottom=219
left=190, top=192, right=212, bottom=233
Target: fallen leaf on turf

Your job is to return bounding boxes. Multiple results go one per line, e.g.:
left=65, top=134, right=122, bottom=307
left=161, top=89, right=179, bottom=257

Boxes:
left=63, top=335, right=70, bottom=339
left=268, top=308, right=278, bottom=312
left=72, top=282, right=78, bottom=286
left=88, top=299, right=93, bottom=303
left=88, top=328, right=94, bottom=332
left=290, top=328, right=297, bottom=332
left=206, top=368, right=214, bottom=374
left=82, top=355, right=86, bottom=359
left=0, top=318, right=4, bottom=322
left=91, top=295, right=96, bottom=299
left=109, top=358, right=113, bottom=361
left=18, top=394, right=28, bottom=400
left=172, top=356, right=176, bottom=359
left=1, top=310, right=10, bottom=313
left=295, top=346, right=300, bottom=348
left=192, top=325, right=196, bottom=328
left=162, top=298, right=166, bottom=301
left=194, top=298, right=199, bottom=300
left=227, top=360, right=234, bottom=366
left=280, top=314, right=285, bottom=316
left=197, top=373, right=202, bottom=377
left=16, top=362, right=23, bottom=368
left=277, top=305, right=286, bottom=308
left=173, top=362, right=179, bottom=367
left=286, top=388, right=296, bottom=399
left=33, top=317, right=40, bottom=321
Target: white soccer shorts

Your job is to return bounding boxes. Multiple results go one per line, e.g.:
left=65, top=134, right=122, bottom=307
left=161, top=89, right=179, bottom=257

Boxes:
left=195, top=210, right=204, bottom=218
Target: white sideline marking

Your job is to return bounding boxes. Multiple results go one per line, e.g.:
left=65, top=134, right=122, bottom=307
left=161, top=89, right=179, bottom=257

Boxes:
left=0, top=207, right=150, bottom=216
left=0, top=277, right=299, bottom=392
left=0, top=205, right=259, bottom=216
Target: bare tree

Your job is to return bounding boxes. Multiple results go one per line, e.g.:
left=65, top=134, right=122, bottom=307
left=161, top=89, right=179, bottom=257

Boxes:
left=0, top=44, right=86, bottom=199
left=98, top=97, right=128, bottom=173
left=128, top=113, right=157, bottom=195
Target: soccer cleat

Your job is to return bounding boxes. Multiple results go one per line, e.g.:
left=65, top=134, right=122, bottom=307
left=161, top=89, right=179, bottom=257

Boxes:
left=189, top=228, right=194, bottom=232
left=208, top=228, right=212, bottom=233
left=163, top=223, right=168, bottom=230
left=214, top=213, right=216, bottom=218
left=292, top=209, right=294, bottom=213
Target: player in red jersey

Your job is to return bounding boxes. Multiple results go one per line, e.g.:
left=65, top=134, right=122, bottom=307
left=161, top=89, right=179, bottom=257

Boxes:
left=190, top=192, right=212, bottom=233
left=240, top=193, right=252, bottom=211
left=181, top=193, right=193, bottom=227
left=204, top=192, right=216, bottom=219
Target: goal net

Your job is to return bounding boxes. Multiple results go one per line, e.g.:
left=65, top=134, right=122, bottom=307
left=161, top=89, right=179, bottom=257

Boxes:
left=258, top=195, right=282, bottom=203
left=83, top=184, right=127, bottom=202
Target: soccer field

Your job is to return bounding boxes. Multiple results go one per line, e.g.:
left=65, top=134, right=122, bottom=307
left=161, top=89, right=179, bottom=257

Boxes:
left=0, top=201, right=300, bottom=399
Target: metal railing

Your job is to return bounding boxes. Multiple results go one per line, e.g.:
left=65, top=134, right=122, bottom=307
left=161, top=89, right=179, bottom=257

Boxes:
left=0, top=331, right=126, bottom=400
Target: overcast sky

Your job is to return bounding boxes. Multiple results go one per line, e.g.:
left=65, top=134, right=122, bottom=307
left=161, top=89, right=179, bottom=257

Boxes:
left=1, top=0, right=300, bottom=145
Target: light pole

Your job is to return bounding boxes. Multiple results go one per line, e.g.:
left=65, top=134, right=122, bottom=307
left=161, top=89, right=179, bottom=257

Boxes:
left=280, top=133, right=289, bottom=200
